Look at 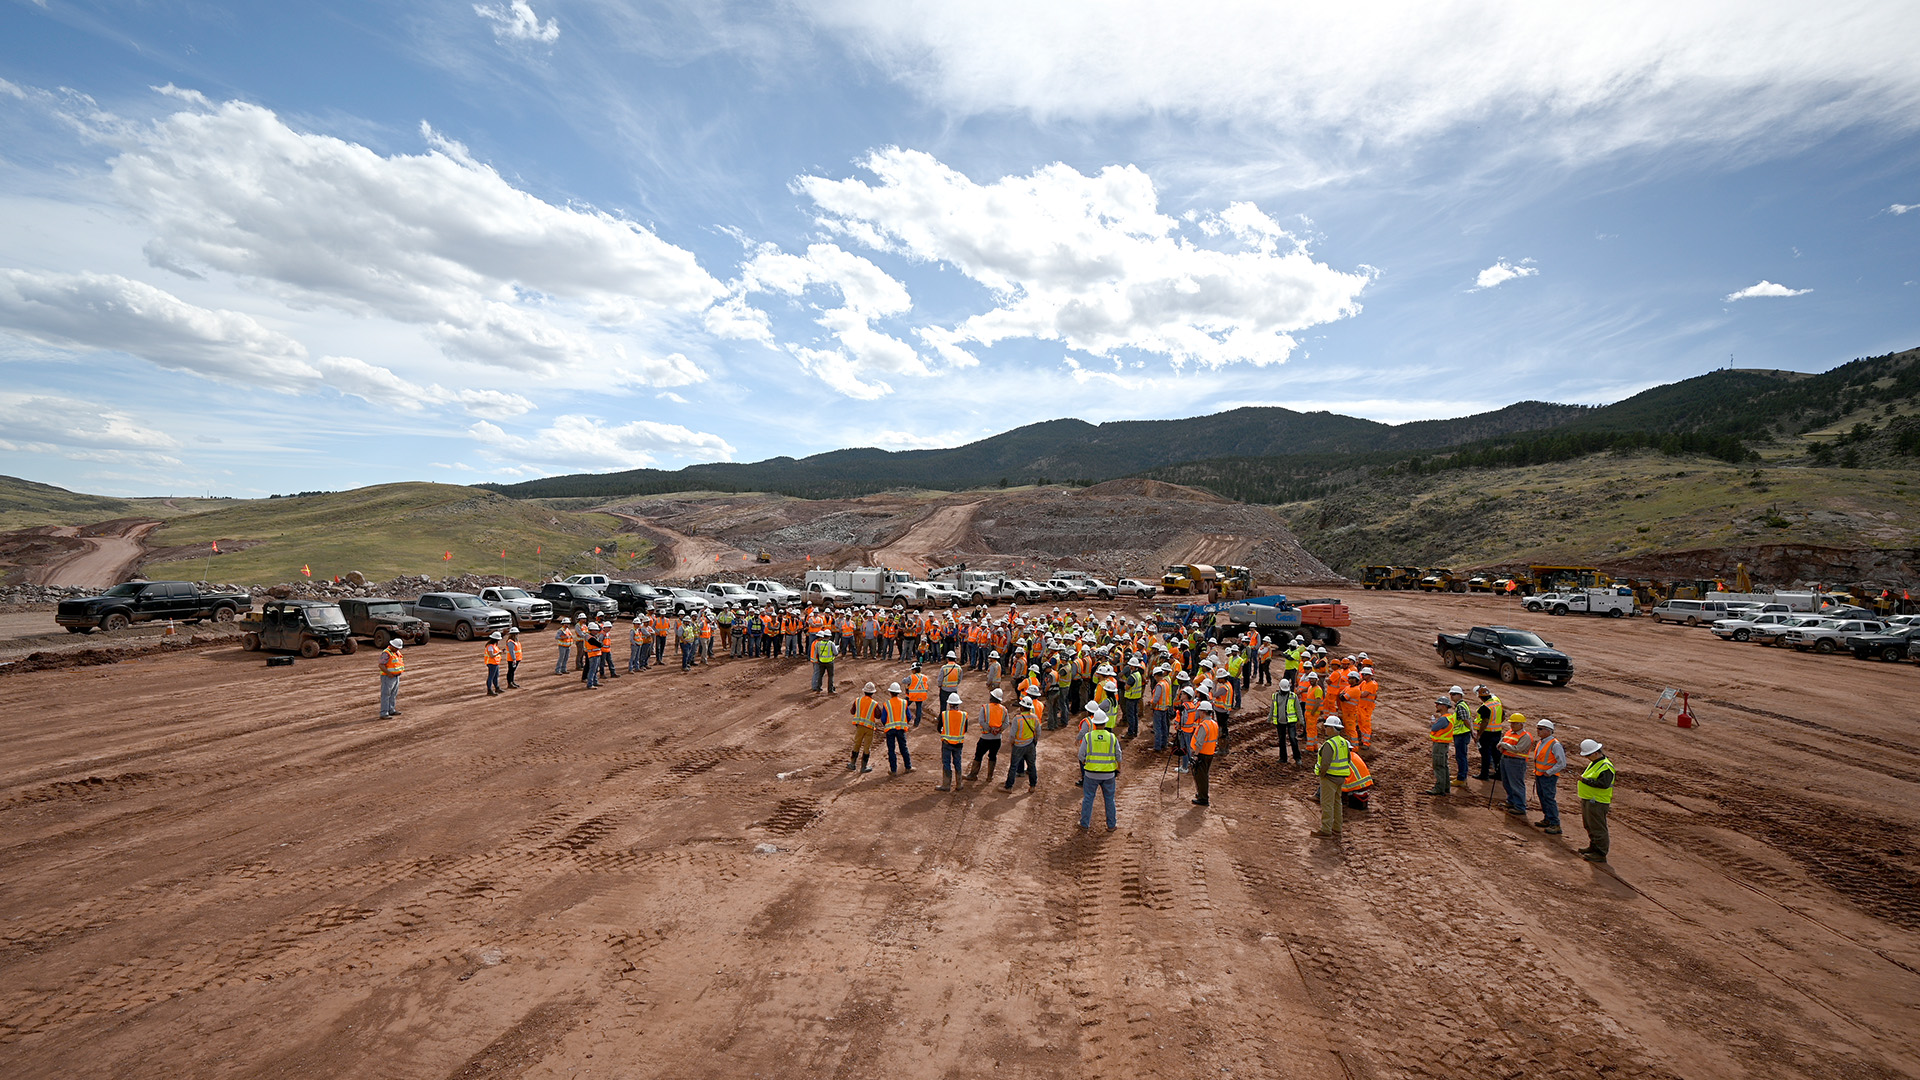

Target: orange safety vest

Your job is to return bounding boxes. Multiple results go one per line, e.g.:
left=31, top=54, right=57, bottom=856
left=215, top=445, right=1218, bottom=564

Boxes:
left=984, top=702, right=1006, bottom=735
left=907, top=673, right=931, bottom=702
left=380, top=649, right=404, bottom=677
left=940, top=662, right=961, bottom=690
left=883, top=697, right=909, bottom=731
left=1151, top=677, right=1173, bottom=709
left=698, top=620, right=713, bottom=639
left=1341, top=754, right=1375, bottom=794
left=505, top=639, right=522, bottom=662
left=852, top=695, right=879, bottom=728
left=558, top=627, right=575, bottom=646
left=940, top=707, right=967, bottom=744
left=1429, top=712, right=1454, bottom=742
left=484, top=642, right=501, bottom=666
left=1531, top=735, right=1564, bottom=776
left=1192, top=716, right=1219, bottom=756
left=1501, top=729, right=1536, bottom=758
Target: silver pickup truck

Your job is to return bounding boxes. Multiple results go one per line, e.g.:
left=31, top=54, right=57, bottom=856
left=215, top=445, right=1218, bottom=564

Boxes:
left=477, top=586, right=553, bottom=630
left=406, top=592, right=514, bottom=641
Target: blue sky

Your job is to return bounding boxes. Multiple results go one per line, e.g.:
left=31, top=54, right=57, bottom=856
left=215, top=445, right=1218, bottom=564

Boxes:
left=1, top=0, right=1916, bottom=497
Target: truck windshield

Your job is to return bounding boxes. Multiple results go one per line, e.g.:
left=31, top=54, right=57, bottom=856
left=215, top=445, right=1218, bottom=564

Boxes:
left=305, top=605, right=347, bottom=626
left=365, top=603, right=405, bottom=616
left=102, top=583, right=145, bottom=597
left=1498, top=631, right=1548, bottom=648
left=493, top=588, right=529, bottom=600
left=451, top=596, right=487, bottom=609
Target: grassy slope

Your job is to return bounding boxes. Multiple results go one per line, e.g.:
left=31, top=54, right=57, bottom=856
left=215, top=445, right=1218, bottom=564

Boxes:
left=1282, top=451, right=1920, bottom=575
left=139, top=483, right=645, bottom=585
left=0, top=475, right=245, bottom=532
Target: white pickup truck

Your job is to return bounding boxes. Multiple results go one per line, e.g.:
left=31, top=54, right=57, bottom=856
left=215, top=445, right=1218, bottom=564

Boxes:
left=1528, top=587, right=1635, bottom=618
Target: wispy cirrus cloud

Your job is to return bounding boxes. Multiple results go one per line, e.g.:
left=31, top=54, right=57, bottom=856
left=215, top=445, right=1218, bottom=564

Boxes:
left=475, top=0, right=560, bottom=44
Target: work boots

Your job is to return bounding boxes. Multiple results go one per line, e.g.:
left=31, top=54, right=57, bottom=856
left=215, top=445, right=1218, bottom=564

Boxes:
left=847, top=752, right=859, bottom=772
left=963, top=764, right=980, bottom=781
left=936, top=769, right=952, bottom=792
left=859, top=754, right=873, bottom=774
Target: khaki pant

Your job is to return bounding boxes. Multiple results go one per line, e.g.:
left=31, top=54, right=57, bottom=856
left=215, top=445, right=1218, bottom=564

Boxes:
left=851, top=726, right=877, bottom=755
left=1319, top=772, right=1343, bottom=834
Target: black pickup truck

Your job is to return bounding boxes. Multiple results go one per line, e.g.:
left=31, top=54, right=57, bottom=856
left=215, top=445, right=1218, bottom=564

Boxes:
left=1435, top=625, right=1575, bottom=686
left=56, top=580, right=252, bottom=633
left=536, top=582, right=619, bottom=620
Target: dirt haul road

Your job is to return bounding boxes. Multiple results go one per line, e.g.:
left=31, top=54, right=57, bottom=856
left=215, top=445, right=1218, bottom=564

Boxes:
left=610, top=513, right=758, bottom=580
left=868, top=501, right=981, bottom=572
left=1, top=592, right=1916, bottom=1079
left=23, top=520, right=161, bottom=588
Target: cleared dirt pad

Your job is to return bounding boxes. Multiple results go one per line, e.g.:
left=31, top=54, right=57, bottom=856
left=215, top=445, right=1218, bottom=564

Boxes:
left=0, top=594, right=1915, bottom=1078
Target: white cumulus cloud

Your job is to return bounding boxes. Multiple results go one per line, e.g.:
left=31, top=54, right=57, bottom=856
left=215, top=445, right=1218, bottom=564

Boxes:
left=734, top=241, right=926, bottom=398
left=0, top=392, right=182, bottom=465
left=796, top=148, right=1369, bottom=372
left=1890, top=203, right=1917, bottom=215
left=475, top=0, right=560, bottom=44
left=1724, top=280, right=1811, bottom=301
left=1473, top=258, right=1538, bottom=290
left=100, top=97, right=721, bottom=380
left=468, top=415, right=735, bottom=470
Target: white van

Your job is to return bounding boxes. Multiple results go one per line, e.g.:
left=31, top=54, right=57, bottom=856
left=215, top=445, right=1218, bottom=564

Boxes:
left=1650, top=598, right=1736, bottom=626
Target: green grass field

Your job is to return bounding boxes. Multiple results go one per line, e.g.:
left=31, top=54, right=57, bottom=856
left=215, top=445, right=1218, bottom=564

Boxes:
left=1282, top=451, right=1920, bottom=574
left=0, top=475, right=247, bottom=532
left=138, top=483, right=647, bottom=585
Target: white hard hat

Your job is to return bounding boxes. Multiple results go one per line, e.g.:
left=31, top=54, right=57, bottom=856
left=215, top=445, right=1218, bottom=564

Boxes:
left=1322, top=717, right=1344, bottom=728
left=1449, top=685, right=1464, bottom=694
left=507, top=627, right=519, bottom=635
left=1091, top=711, right=1110, bottom=726
left=560, top=616, right=572, bottom=623
left=1579, top=739, right=1603, bottom=755
left=489, top=631, right=502, bottom=640
left=1536, top=719, right=1555, bottom=730
left=946, top=650, right=957, bottom=658
left=989, top=649, right=1000, bottom=658
left=863, top=682, right=876, bottom=694
left=947, top=693, right=961, bottom=705
left=1195, top=701, right=1214, bottom=711
left=1019, top=695, right=1034, bottom=706
left=388, top=640, right=403, bottom=649
left=1085, top=701, right=1105, bottom=714
left=887, top=682, right=902, bottom=694
left=990, top=688, right=1004, bottom=701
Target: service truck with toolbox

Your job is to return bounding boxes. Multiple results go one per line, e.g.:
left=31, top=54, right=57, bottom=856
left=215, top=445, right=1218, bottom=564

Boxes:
left=1435, top=625, right=1575, bottom=686
left=56, top=580, right=251, bottom=633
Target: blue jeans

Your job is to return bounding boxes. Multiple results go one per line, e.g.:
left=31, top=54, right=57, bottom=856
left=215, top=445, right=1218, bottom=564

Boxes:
left=486, top=665, right=500, bottom=693
left=1454, top=732, right=1472, bottom=780
left=585, top=658, right=599, bottom=689
left=629, top=643, right=647, bottom=672
left=1003, top=742, right=1036, bottom=788
left=1152, top=708, right=1171, bottom=751
left=885, top=729, right=911, bottom=772
left=379, top=674, right=399, bottom=716
left=554, top=646, right=569, bottom=674
left=1535, top=775, right=1560, bottom=827
left=940, top=741, right=963, bottom=775
left=1501, top=756, right=1528, bottom=813
left=1080, top=774, right=1117, bottom=828
left=1121, top=697, right=1140, bottom=738
left=681, top=643, right=695, bottom=670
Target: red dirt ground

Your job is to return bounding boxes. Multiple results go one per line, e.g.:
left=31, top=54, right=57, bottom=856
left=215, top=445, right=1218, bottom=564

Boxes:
left=1, top=592, right=1916, bottom=1079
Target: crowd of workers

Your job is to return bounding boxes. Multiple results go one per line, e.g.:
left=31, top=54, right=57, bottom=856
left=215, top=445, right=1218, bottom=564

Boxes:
left=371, top=599, right=1617, bottom=860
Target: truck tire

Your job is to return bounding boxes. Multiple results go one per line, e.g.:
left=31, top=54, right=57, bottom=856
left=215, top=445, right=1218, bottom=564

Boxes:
left=1443, top=649, right=1463, bottom=669
left=1608, top=608, right=1625, bottom=618
left=213, top=605, right=237, bottom=623
left=102, top=612, right=131, bottom=632
left=1732, top=628, right=1751, bottom=641
left=1814, top=639, right=1836, bottom=654
left=1322, top=628, right=1341, bottom=647
left=300, top=639, right=322, bottom=659
left=242, top=632, right=261, bottom=651
left=1498, top=661, right=1519, bottom=683
left=413, top=631, right=430, bottom=646
left=453, top=621, right=475, bottom=642
left=1451, top=582, right=1466, bottom=593
left=339, top=638, right=358, bottom=655
left=1551, top=604, right=1569, bottom=616
left=1882, top=645, right=1905, bottom=662
left=373, top=629, right=392, bottom=649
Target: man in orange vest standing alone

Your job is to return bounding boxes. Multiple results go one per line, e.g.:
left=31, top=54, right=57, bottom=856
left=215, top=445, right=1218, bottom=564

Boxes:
left=378, top=639, right=404, bottom=718
left=936, top=693, right=968, bottom=791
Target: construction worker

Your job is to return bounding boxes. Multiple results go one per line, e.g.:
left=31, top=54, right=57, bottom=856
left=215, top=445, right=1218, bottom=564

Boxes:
left=1336, top=672, right=1364, bottom=749
left=1120, top=657, right=1145, bottom=738
left=985, top=648, right=1003, bottom=691
left=936, top=693, right=967, bottom=791
left=881, top=682, right=913, bottom=774
left=1078, top=707, right=1121, bottom=830
left=553, top=617, right=574, bottom=675
left=504, top=627, right=523, bottom=688
left=582, top=622, right=603, bottom=690
left=810, top=631, right=838, bottom=694
left=1189, top=701, right=1219, bottom=807
left=677, top=616, right=697, bottom=671
left=1283, top=637, right=1304, bottom=683
left=1576, top=739, right=1614, bottom=863
left=939, top=651, right=963, bottom=708
left=1002, top=695, right=1040, bottom=792
left=965, top=688, right=1007, bottom=781
left=1498, top=712, right=1536, bottom=817
left=1149, top=664, right=1174, bottom=751
left=1355, top=667, right=1378, bottom=748
left=1530, top=718, right=1567, bottom=834
left=1270, top=684, right=1304, bottom=763
left=1473, top=686, right=1504, bottom=779
left=1424, top=696, right=1454, bottom=795
left=600, top=620, right=622, bottom=681
left=1311, top=716, right=1352, bottom=838
left=1447, top=685, right=1472, bottom=785
left=377, top=639, right=404, bottom=718
left=905, top=663, right=931, bottom=726
left=653, top=609, right=673, bottom=665
left=847, top=682, right=880, bottom=773
left=484, top=632, right=504, bottom=696
left=629, top=615, right=650, bottom=672
left=1340, top=751, right=1374, bottom=809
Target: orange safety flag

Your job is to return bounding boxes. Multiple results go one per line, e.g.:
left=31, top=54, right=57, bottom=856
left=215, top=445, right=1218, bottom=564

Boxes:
left=443, top=551, right=452, bottom=561
left=595, top=546, right=602, bottom=555
left=300, top=564, right=311, bottom=577
left=500, top=549, right=506, bottom=560
left=210, top=540, right=220, bottom=553
left=536, top=545, right=542, bottom=555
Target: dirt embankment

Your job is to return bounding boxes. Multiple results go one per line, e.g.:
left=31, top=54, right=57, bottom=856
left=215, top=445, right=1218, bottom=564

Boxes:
left=7, top=520, right=162, bottom=589
left=608, top=486, right=1345, bottom=585
left=0, top=591, right=1914, bottom=1078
